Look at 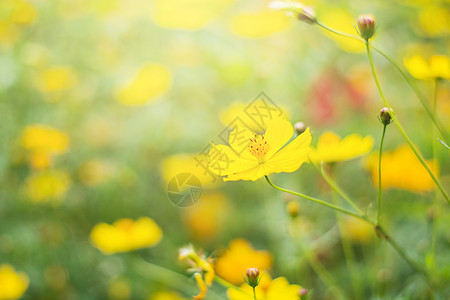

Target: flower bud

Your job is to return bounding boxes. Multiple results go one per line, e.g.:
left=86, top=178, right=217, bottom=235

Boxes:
left=357, top=14, right=376, bottom=40
left=298, top=288, right=309, bottom=297
left=287, top=201, right=300, bottom=218
left=294, top=122, right=307, bottom=135
left=245, top=268, right=260, bottom=288
left=379, top=107, right=393, bottom=125
left=297, top=6, right=317, bottom=24
left=269, top=1, right=317, bottom=24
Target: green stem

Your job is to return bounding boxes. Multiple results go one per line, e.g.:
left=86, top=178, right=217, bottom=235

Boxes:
left=252, top=286, right=257, bottom=300
left=316, top=21, right=448, bottom=142
left=430, top=79, right=439, bottom=273
left=309, top=160, right=363, bottom=215
left=265, top=175, right=365, bottom=220
left=265, top=175, right=431, bottom=283
left=377, top=124, right=387, bottom=223
left=365, top=42, right=450, bottom=205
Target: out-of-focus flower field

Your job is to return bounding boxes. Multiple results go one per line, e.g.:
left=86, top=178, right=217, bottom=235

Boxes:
left=0, top=0, right=449, bottom=299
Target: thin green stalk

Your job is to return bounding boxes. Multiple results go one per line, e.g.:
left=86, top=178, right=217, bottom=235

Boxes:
left=309, top=160, right=363, bottom=215
left=377, top=124, right=387, bottom=223
left=265, top=175, right=431, bottom=283
left=365, top=42, right=450, bottom=205
left=252, top=287, right=257, bottom=300
left=289, top=222, right=348, bottom=300
left=430, top=79, right=439, bottom=273
left=264, top=175, right=364, bottom=220
left=316, top=21, right=448, bottom=141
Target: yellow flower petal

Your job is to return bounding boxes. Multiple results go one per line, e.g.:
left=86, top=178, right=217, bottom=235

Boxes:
left=267, top=128, right=311, bottom=173
left=404, top=55, right=432, bottom=80
left=208, top=144, right=258, bottom=177
left=264, top=118, right=294, bottom=159
left=430, top=55, right=450, bottom=80
left=0, top=264, right=29, bottom=300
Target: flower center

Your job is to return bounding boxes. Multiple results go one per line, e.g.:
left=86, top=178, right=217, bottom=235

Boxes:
left=248, top=135, right=270, bottom=162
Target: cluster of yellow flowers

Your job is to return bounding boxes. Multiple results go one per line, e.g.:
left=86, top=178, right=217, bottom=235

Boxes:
left=178, top=239, right=305, bottom=300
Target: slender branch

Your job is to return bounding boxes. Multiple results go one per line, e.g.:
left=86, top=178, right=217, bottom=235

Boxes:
left=265, top=175, right=430, bottom=283
left=377, top=124, right=387, bottom=223
left=365, top=42, right=449, bottom=205
left=309, top=160, right=364, bottom=215
left=264, top=175, right=365, bottom=220
left=316, top=21, right=448, bottom=142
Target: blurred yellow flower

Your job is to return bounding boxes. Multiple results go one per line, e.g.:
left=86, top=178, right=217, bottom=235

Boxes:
left=0, top=0, right=37, bottom=45
left=209, top=118, right=311, bottom=181
left=227, top=273, right=302, bottom=300
left=149, top=291, right=185, bottom=300
left=416, top=4, right=449, bottom=37
left=215, top=238, right=272, bottom=285
left=117, top=64, right=171, bottom=106
left=161, top=153, right=218, bottom=187
left=320, top=8, right=365, bottom=53
left=78, top=159, right=117, bottom=187
left=36, top=66, right=78, bottom=93
left=0, top=264, right=29, bottom=300
left=20, top=124, right=70, bottom=169
left=404, top=55, right=450, bottom=80
left=24, top=170, right=71, bottom=203
left=367, top=144, right=439, bottom=192
left=21, top=124, right=70, bottom=155
left=231, top=10, right=292, bottom=38
left=341, top=216, right=375, bottom=244
left=309, top=131, right=374, bottom=163
left=90, top=217, right=163, bottom=254
left=182, top=192, right=230, bottom=240
left=150, top=0, right=234, bottom=30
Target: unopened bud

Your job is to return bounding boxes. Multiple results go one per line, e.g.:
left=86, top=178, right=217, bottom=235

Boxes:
left=298, top=288, right=309, bottom=297
left=297, top=7, right=316, bottom=24
left=379, top=107, right=393, bottom=126
left=245, top=268, right=260, bottom=288
left=269, top=1, right=317, bottom=24
left=287, top=201, right=300, bottom=218
left=357, top=14, right=376, bottom=40
left=294, top=122, right=307, bottom=135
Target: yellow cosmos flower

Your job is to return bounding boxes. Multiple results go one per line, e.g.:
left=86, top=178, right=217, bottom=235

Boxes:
left=404, top=55, right=450, bottom=80
left=0, top=264, right=29, bottom=300
left=366, top=144, right=439, bottom=192
left=231, top=10, right=292, bottom=38
left=416, top=4, right=449, bottom=37
left=227, top=273, right=302, bottom=300
left=116, top=64, right=171, bottom=106
left=215, top=239, right=272, bottom=285
left=21, top=125, right=70, bottom=155
left=309, top=131, right=374, bottom=163
left=90, top=217, right=162, bottom=254
left=179, top=245, right=215, bottom=300
left=20, top=124, right=70, bottom=169
left=24, top=170, right=71, bottom=203
left=209, top=118, right=311, bottom=181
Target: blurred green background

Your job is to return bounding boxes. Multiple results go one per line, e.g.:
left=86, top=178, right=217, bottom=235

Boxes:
left=0, top=0, right=449, bottom=299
